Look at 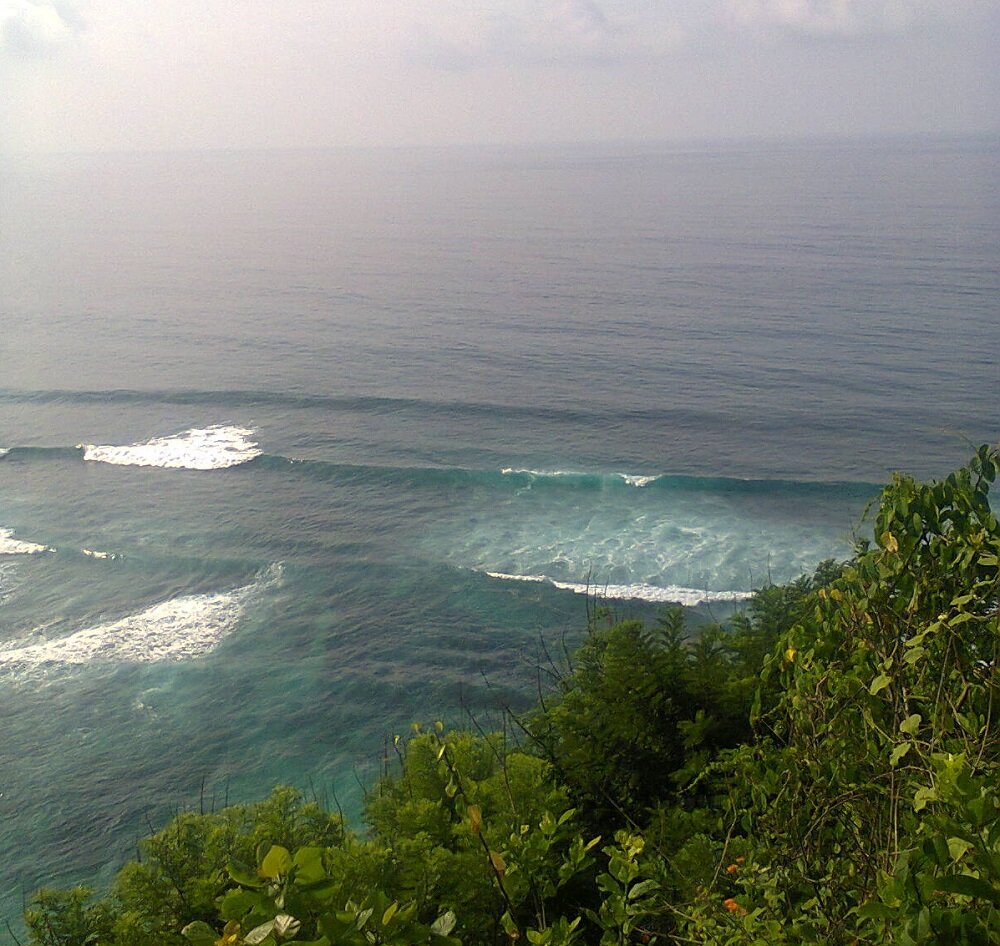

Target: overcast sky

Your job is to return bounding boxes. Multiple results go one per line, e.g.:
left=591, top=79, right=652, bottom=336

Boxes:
left=1, top=0, right=998, bottom=153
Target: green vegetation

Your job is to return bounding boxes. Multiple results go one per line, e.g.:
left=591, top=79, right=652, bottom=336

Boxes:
left=20, top=447, right=1000, bottom=945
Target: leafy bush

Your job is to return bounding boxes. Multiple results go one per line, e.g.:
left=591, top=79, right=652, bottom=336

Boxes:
left=678, top=445, right=1000, bottom=944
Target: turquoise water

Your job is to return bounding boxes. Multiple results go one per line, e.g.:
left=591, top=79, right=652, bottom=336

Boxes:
left=0, top=136, right=997, bottom=925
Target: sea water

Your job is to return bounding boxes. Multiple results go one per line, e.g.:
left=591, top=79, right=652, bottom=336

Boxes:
left=0, top=136, right=997, bottom=923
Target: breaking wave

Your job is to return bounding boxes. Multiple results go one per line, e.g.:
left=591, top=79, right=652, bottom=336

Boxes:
left=0, top=564, right=282, bottom=669
left=0, top=527, right=52, bottom=555
left=0, top=438, right=879, bottom=499
left=483, top=571, right=752, bottom=606
left=502, top=468, right=660, bottom=488
left=81, top=426, right=260, bottom=470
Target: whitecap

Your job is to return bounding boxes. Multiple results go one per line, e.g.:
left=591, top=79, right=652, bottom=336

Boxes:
left=81, top=548, right=121, bottom=561
left=484, top=571, right=751, bottom=606
left=501, top=467, right=580, bottom=478
left=0, top=527, right=52, bottom=555
left=0, top=564, right=282, bottom=668
left=618, top=474, right=658, bottom=487
left=81, top=426, right=260, bottom=470
left=500, top=468, right=659, bottom=488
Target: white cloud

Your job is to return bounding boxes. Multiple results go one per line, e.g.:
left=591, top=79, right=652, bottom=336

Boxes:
left=0, top=0, right=82, bottom=56
left=727, top=0, right=986, bottom=38
left=548, top=0, right=610, bottom=46
left=405, top=0, right=686, bottom=71
left=0, top=0, right=995, bottom=151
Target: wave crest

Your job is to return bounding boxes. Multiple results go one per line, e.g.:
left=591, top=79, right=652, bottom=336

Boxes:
left=0, top=564, right=282, bottom=669
left=81, top=426, right=260, bottom=470
left=0, top=527, right=52, bottom=555
left=484, top=571, right=751, bottom=606
left=500, top=468, right=661, bottom=489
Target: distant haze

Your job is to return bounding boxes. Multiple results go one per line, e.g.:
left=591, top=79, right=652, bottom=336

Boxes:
left=1, top=0, right=999, bottom=153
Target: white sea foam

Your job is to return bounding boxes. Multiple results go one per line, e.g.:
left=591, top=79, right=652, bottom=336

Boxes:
left=484, top=571, right=751, bottom=606
left=618, top=474, right=658, bottom=487
left=0, top=448, right=8, bottom=458
left=81, top=426, right=260, bottom=470
left=0, top=527, right=52, bottom=555
left=0, top=560, right=17, bottom=599
left=81, top=548, right=121, bottom=560
left=501, top=467, right=579, bottom=478
left=501, top=468, right=658, bottom=487
left=0, top=564, right=282, bottom=669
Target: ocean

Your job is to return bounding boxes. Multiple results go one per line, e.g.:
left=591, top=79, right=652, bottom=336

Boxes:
left=0, top=136, right=997, bottom=924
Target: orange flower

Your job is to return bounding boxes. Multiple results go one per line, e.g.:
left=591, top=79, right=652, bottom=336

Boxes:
left=723, top=898, right=747, bottom=916
left=726, top=863, right=739, bottom=874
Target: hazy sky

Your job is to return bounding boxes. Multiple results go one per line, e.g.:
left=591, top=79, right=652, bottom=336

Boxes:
left=1, top=0, right=998, bottom=152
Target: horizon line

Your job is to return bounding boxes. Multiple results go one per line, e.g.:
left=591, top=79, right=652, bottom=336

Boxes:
left=2, top=128, right=998, bottom=161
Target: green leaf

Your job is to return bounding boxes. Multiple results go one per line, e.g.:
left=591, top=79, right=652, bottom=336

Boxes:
left=382, top=902, right=399, bottom=926
left=293, top=847, right=326, bottom=884
left=870, top=674, right=891, bottom=695
left=245, top=920, right=277, bottom=945
left=913, top=786, right=937, bottom=812
left=856, top=901, right=894, bottom=920
left=431, top=910, right=457, bottom=937
left=229, top=861, right=265, bottom=888
left=900, top=714, right=922, bottom=736
left=903, top=647, right=925, bottom=666
left=501, top=912, right=519, bottom=938
left=947, top=837, right=973, bottom=862
left=890, top=742, right=911, bottom=767
left=905, top=622, right=938, bottom=647
left=934, top=874, right=1000, bottom=905
left=220, top=888, right=260, bottom=920
left=260, top=845, right=293, bottom=880
left=181, top=921, right=218, bottom=946
left=915, top=906, right=930, bottom=940
left=628, top=879, right=659, bottom=900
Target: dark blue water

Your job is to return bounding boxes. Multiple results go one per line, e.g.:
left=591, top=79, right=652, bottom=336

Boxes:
left=0, top=136, right=998, bottom=924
